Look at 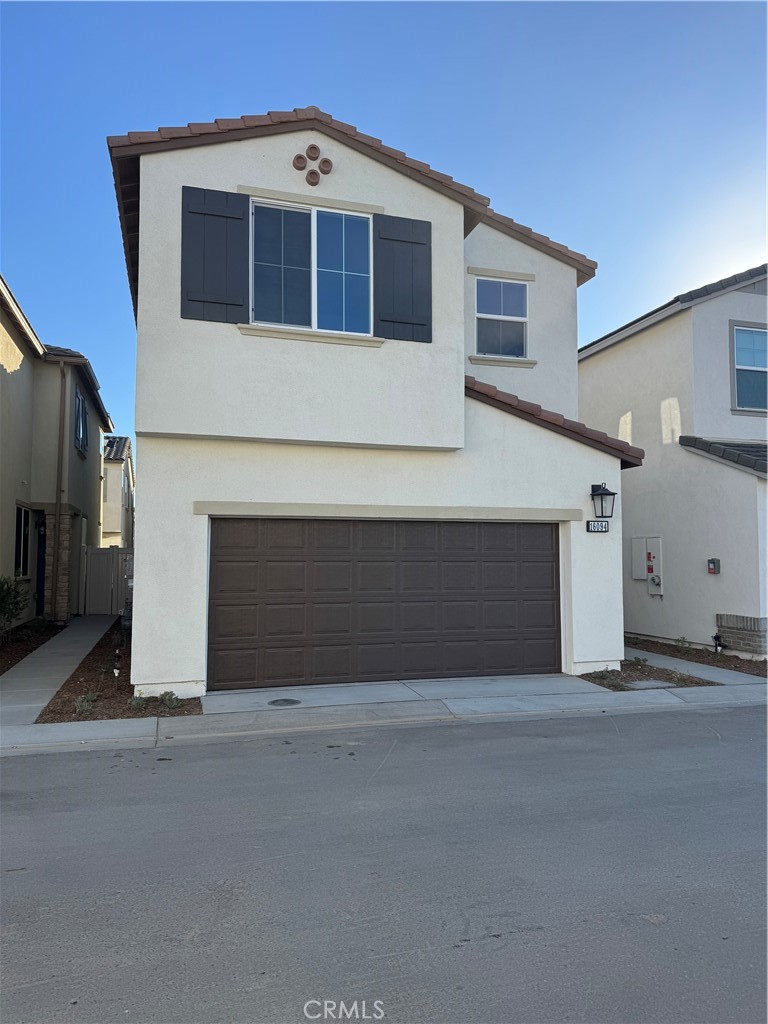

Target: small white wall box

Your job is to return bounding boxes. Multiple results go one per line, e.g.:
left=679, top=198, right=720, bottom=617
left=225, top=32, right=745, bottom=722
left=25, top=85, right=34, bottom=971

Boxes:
left=707, top=558, right=721, bottom=575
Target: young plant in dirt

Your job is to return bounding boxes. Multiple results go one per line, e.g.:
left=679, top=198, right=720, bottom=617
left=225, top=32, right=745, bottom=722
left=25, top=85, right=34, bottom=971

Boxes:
left=73, top=693, right=98, bottom=714
left=0, top=577, right=29, bottom=644
left=128, top=695, right=147, bottom=710
left=159, top=691, right=183, bottom=709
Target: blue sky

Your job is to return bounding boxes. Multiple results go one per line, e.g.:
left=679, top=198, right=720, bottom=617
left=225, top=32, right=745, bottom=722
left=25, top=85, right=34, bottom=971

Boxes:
left=2, top=1, right=765, bottom=441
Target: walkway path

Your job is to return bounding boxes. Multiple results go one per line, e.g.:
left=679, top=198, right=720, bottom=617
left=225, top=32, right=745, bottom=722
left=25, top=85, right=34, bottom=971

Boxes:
left=0, top=616, right=116, bottom=727
left=625, top=646, right=767, bottom=685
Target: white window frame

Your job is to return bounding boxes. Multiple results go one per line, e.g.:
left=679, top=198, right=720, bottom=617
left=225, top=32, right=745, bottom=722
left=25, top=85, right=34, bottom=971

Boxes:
left=731, top=321, right=768, bottom=413
left=475, top=278, right=528, bottom=358
left=15, top=506, right=31, bottom=578
left=249, top=199, right=374, bottom=338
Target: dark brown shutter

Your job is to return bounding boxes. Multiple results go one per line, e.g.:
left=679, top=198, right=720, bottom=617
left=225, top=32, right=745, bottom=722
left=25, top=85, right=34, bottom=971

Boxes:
left=372, top=215, right=432, bottom=342
left=181, top=187, right=249, bottom=323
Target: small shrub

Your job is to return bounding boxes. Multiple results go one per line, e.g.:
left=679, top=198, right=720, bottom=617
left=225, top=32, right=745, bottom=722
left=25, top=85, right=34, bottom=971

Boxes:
left=631, top=656, right=648, bottom=665
left=676, top=636, right=691, bottom=649
left=0, top=577, right=29, bottom=643
left=128, top=695, right=147, bottom=710
left=159, top=690, right=183, bottom=710
left=73, top=694, right=97, bottom=714
left=591, top=668, right=617, bottom=681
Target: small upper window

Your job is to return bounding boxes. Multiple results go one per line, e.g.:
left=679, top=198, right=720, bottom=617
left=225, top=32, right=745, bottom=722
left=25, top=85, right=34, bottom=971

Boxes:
left=733, top=326, right=767, bottom=411
left=15, top=506, right=30, bottom=577
left=74, top=387, right=89, bottom=454
left=252, top=203, right=371, bottom=335
left=476, top=279, right=527, bottom=357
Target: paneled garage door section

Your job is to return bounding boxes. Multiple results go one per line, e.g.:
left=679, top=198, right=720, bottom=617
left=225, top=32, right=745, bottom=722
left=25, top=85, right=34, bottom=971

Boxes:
left=208, top=519, right=561, bottom=690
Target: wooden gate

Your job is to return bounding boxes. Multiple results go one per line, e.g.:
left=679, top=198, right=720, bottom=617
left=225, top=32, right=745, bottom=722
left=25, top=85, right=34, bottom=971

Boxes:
left=83, top=547, right=133, bottom=615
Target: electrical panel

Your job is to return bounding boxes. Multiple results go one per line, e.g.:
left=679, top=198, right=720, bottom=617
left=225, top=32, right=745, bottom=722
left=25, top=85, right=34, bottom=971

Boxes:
left=646, top=536, right=663, bottom=596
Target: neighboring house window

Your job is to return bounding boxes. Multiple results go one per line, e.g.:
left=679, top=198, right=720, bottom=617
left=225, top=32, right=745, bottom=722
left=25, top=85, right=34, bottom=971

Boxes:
left=14, top=507, right=30, bottom=577
left=476, top=278, right=527, bottom=357
left=74, top=387, right=89, bottom=453
left=733, top=325, right=768, bottom=411
left=252, top=203, right=371, bottom=334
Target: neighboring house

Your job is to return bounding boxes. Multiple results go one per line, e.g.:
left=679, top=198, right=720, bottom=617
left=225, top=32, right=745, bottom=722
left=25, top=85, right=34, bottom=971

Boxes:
left=101, top=436, right=135, bottom=548
left=108, top=105, right=643, bottom=698
left=579, top=264, right=767, bottom=657
left=0, top=276, right=114, bottom=623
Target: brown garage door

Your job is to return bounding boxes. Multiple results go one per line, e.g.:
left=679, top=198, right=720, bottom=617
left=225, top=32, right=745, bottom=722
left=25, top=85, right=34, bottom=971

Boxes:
left=208, top=519, right=560, bottom=690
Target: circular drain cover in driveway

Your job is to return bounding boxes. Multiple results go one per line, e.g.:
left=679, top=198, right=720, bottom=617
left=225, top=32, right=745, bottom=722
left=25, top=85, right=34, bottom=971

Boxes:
left=268, top=698, right=302, bottom=707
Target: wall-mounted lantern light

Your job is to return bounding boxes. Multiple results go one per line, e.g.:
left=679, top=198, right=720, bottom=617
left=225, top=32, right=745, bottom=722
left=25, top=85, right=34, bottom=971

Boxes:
left=591, top=483, right=617, bottom=519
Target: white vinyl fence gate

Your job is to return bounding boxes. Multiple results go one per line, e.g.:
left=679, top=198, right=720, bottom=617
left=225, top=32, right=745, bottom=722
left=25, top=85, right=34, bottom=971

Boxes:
left=82, top=547, right=134, bottom=616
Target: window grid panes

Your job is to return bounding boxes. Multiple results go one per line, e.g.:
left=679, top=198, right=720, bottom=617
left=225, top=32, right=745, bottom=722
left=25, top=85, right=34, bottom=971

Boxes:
left=734, top=327, right=768, bottom=410
left=252, top=203, right=371, bottom=335
left=476, top=279, right=528, bottom=358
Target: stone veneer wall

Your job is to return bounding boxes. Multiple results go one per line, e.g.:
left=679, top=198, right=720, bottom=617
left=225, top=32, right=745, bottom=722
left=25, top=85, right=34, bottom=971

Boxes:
left=716, top=613, right=767, bottom=657
left=44, top=511, right=72, bottom=622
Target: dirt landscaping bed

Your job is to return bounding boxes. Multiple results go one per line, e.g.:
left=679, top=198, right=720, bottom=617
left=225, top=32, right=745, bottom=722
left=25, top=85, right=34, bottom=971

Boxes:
left=582, top=658, right=720, bottom=692
left=35, top=625, right=202, bottom=723
left=1, top=620, right=64, bottom=676
left=627, top=636, right=767, bottom=678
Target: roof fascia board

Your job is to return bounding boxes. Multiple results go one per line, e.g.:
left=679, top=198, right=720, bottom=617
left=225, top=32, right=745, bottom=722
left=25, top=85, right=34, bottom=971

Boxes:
left=465, top=387, right=643, bottom=468
left=579, top=303, right=686, bottom=361
left=680, top=443, right=767, bottom=479
left=0, top=278, right=46, bottom=357
left=478, top=214, right=597, bottom=285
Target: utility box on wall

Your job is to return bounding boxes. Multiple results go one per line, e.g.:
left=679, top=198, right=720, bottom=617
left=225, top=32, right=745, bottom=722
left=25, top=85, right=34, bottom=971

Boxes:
left=707, top=558, right=721, bottom=575
left=630, top=535, right=663, bottom=595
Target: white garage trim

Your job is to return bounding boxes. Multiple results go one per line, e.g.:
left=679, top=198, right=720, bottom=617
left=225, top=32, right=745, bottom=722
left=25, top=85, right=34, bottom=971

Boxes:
left=192, top=501, right=584, bottom=521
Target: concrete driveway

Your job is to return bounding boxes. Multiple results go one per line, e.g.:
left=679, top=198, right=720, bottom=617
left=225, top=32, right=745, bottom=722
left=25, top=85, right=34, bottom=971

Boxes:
left=1, top=706, right=765, bottom=1024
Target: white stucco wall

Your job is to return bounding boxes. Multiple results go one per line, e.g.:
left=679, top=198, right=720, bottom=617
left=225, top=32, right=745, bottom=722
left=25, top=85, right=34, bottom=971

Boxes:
left=131, top=398, right=626, bottom=696
left=463, top=223, right=580, bottom=417
left=137, top=131, right=467, bottom=451
left=579, top=302, right=766, bottom=645
left=690, top=285, right=768, bottom=439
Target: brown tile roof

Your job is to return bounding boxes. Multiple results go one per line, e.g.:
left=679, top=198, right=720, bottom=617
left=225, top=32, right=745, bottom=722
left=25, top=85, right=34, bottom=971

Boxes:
left=104, top=436, right=132, bottom=462
left=679, top=435, right=767, bottom=477
left=43, top=346, right=114, bottom=433
left=107, top=105, right=597, bottom=313
left=465, top=376, right=644, bottom=469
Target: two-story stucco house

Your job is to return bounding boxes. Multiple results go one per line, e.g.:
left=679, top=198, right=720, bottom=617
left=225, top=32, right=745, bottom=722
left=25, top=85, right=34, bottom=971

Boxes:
left=1, top=276, right=114, bottom=623
left=108, top=106, right=643, bottom=698
left=579, top=265, right=767, bottom=658
left=100, top=436, right=135, bottom=549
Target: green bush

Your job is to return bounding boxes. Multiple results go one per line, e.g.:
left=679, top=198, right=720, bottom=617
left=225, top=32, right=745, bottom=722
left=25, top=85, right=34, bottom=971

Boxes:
left=128, top=695, right=147, bottom=710
left=73, top=694, right=97, bottom=714
left=0, top=576, right=29, bottom=643
left=159, top=690, right=183, bottom=710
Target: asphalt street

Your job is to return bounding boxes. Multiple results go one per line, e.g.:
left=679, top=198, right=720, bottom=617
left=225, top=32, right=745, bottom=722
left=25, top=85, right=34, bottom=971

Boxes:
left=1, top=706, right=765, bottom=1024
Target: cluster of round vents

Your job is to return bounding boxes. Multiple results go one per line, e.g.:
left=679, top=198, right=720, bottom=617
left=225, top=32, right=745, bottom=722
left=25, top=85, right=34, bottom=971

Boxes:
left=293, top=144, right=333, bottom=186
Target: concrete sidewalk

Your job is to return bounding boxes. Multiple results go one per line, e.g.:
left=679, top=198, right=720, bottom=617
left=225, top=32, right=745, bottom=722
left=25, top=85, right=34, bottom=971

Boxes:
left=0, top=616, right=117, bottom=727
left=1, top=666, right=765, bottom=756
left=625, top=646, right=767, bottom=685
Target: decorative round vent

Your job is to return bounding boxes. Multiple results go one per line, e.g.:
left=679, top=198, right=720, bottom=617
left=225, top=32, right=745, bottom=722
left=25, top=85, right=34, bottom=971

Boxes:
left=292, top=145, right=333, bottom=186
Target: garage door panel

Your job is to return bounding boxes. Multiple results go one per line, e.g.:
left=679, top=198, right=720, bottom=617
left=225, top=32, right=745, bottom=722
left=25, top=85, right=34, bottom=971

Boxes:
left=357, top=561, right=397, bottom=592
left=209, top=519, right=560, bottom=688
left=264, top=603, right=306, bottom=638
left=312, top=603, right=353, bottom=636
left=481, top=561, right=517, bottom=591
left=359, top=521, right=397, bottom=551
left=400, top=601, right=439, bottom=632
left=313, top=561, right=352, bottom=593
left=312, top=645, right=352, bottom=681
left=401, top=561, right=439, bottom=592
left=442, top=562, right=479, bottom=590
left=212, top=604, right=259, bottom=640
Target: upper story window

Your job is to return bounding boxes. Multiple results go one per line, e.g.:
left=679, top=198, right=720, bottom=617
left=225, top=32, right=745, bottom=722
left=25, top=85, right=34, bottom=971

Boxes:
left=14, top=506, right=30, bottom=578
left=180, top=187, right=431, bottom=343
left=732, top=323, right=767, bottom=411
left=476, top=279, right=527, bottom=358
left=252, top=203, right=371, bottom=335
left=74, top=387, right=89, bottom=455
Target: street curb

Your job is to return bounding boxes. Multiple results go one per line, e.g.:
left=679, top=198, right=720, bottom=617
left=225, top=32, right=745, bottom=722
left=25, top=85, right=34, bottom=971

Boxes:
left=1, top=695, right=764, bottom=756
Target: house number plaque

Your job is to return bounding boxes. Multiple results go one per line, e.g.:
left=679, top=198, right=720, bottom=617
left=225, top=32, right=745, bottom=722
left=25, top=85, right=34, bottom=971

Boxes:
left=586, top=520, right=609, bottom=533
